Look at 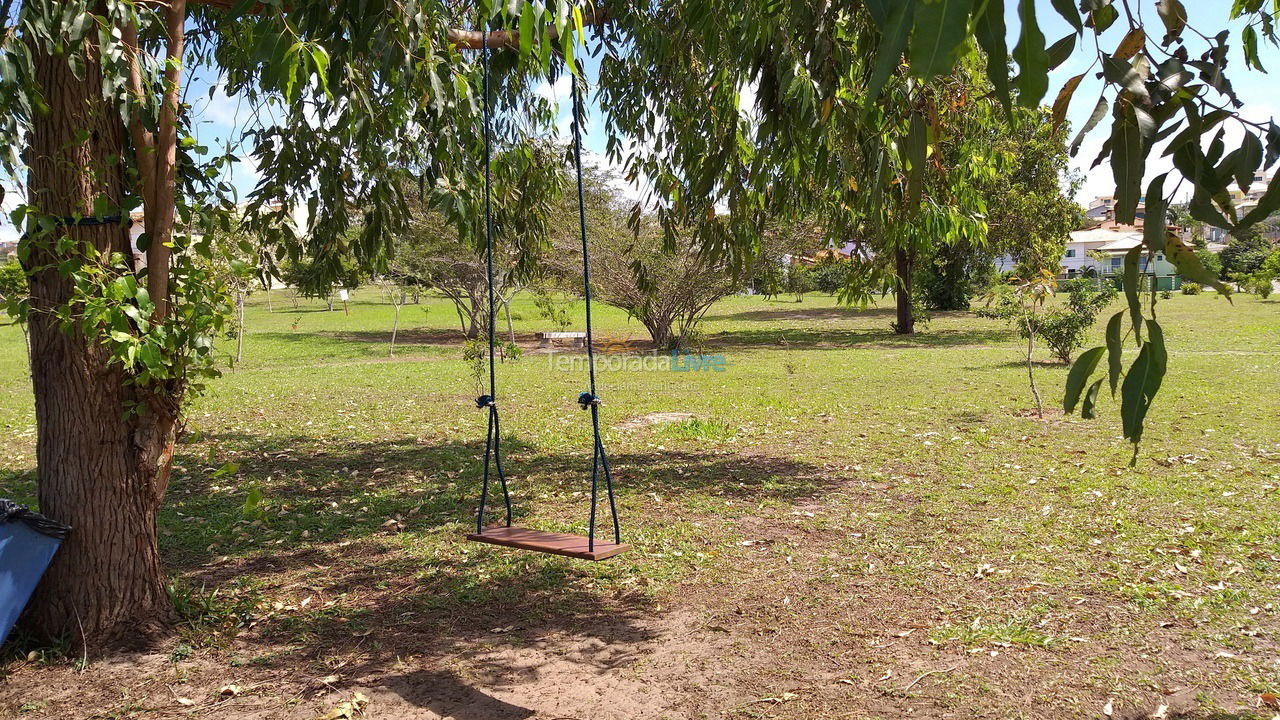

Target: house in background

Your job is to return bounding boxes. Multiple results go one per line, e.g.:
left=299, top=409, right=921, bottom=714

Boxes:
left=1085, top=195, right=1146, bottom=223
left=996, top=220, right=1180, bottom=288
left=1060, top=223, right=1177, bottom=279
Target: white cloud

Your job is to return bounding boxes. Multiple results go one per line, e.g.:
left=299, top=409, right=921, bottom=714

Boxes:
left=535, top=75, right=572, bottom=106
left=738, top=80, right=759, bottom=121
left=196, top=84, right=247, bottom=129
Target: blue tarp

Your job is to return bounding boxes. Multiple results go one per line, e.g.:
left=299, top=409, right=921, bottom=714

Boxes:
left=0, top=500, right=70, bottom=647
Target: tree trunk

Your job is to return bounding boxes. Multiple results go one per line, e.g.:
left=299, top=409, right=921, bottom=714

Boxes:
left=1026, top=313, right=1043, bottom=417
left=235, top=292, right=245, bottom=363
left=642, top=314, right=672, bottom=348
left=23, top=29, right=176, bottom=644
left=504, top=297, right=515, bottom=344
left=390, top=302, right=400, bottom=357
left=894, top=248, right=915, bottom=335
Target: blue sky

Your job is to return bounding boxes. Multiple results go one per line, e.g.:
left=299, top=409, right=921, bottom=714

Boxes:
left=4, top=1, right=1279, bottom=243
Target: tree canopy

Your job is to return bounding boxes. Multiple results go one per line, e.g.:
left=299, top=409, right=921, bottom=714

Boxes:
left=3, top=0, right=1280, bottom=641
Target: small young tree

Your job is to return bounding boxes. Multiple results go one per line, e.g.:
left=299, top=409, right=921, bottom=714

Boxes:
left=1009, top=273, right=1056, bottom=417
left=981, top=276, right=1116, bottom=365
left=376, top=275, right=413, bottom=357
left=784, top=264, right=814, bottom=302
left=531, top=284, right=574, bottom=332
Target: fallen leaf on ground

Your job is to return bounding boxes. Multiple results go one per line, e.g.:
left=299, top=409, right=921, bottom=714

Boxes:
left=1103, top=699, right=1114, bottom=716
left=317, top=692, right=369, bottom=720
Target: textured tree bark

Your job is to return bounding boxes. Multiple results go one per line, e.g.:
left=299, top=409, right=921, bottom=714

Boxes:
left=22, top=20, right=177, bottom=645
left=895, top=248, right=915, bottom=335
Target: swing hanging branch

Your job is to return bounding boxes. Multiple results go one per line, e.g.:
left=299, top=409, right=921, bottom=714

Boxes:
left=183, top=0, right=612, bottom=51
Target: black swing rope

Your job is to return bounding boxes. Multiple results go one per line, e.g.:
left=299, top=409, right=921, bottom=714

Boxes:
left=475, top=27, right=513, bottom=534
left=472, top=27, right=621, bottom=552
left=570, top=73, right=622, bottom=552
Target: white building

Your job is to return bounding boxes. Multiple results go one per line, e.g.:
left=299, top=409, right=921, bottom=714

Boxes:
left=997, top=223, right=1177, bottom=279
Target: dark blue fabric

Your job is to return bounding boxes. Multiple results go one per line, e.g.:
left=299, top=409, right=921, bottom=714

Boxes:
left=0, top=520, right=64, bottom=647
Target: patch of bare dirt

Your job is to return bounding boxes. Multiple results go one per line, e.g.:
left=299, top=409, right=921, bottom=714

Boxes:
left=615, top=411, right=696, bottom=431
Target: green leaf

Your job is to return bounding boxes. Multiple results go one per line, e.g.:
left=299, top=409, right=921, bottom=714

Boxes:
left=1050, top=0, right=1083, bottom=33
left=1105, top=310, right=1124, bottom=396
left=1064, top=345, right=1105, bottom=413
left=866, top=0, right=915, bottom=101
left=1123, top=246, right=1143, bottom=343
left=973, top=0, right=1010, bottom=111
left=1120, top=319, right=1167, bottom=444
left=909, top=0, right=974, bottom=79
left=281, top=42, right=302, bottom=105
left=572, top=5, right=585, bottom=43
left=211, top=461, right=239, bottom=479
left=519, top=2, right=534, bottom=57
left=905, top=112, right=927, bottom=208
left=310, top=46, right=332, bottom=100
left=1081, top=378, right=1105, bottom=419
left=242, top=485, right=263, bottom=515
left=1164, top=232, right=1232, bottom=296
left=1046, top=33, right=1076, bottom=70
left=1088, top=4, right=1119, bottom=32
left=1111, top=104, right=1144, bottom=224
left=1234, top=132, right=1264, bottom=192
left=1142, top=173, right=1168, bottom=253
left=1243, top=25, right=1265, bottom=71
left=1012, top=0, right=1049, bottom=106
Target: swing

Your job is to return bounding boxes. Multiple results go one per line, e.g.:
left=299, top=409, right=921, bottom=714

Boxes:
left=465, top=31, right=628, bottom=562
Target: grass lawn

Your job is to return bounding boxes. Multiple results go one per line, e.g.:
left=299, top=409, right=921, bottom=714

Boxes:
left=0, top=288, right=1277, bottom=719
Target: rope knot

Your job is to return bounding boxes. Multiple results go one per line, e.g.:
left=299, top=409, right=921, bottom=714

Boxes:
left=475, top=395, right=494, bottom=409
left=578, top=392, right=600, bottom=410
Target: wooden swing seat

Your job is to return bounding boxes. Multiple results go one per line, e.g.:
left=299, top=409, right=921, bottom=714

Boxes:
left=466, top=526, right=630, bottom=561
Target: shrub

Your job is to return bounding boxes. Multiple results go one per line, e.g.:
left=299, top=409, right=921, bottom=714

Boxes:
left=1181, top=282, right=1202, bottom=295
left=811, top=260, right=854, bottom=294
left=1241, top=273, right=1274, bottom=298
left=979, top=278, right=1116, bottom=363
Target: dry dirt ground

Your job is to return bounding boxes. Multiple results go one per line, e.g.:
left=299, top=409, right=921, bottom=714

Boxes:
left=3, top=468, right=1276, bottom=720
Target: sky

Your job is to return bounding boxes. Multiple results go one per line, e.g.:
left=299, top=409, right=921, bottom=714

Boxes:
left=4, top=0, right=1279, bottom=244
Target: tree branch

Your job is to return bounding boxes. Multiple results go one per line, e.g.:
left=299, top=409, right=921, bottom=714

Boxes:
left=148, top=0, right=187, bottom=322
left=119, top=19, right=157, bottom=241
left=446, top=8, right=611, bottom=50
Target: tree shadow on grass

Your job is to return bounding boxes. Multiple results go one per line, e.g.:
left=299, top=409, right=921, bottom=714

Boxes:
left=164, top=433, right=832, bottom=569
left=704, top=304, right=899, bottom=322
left=706, top=326, right=1015, bottom=350
left=252, top=328, right=469, bottom=349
